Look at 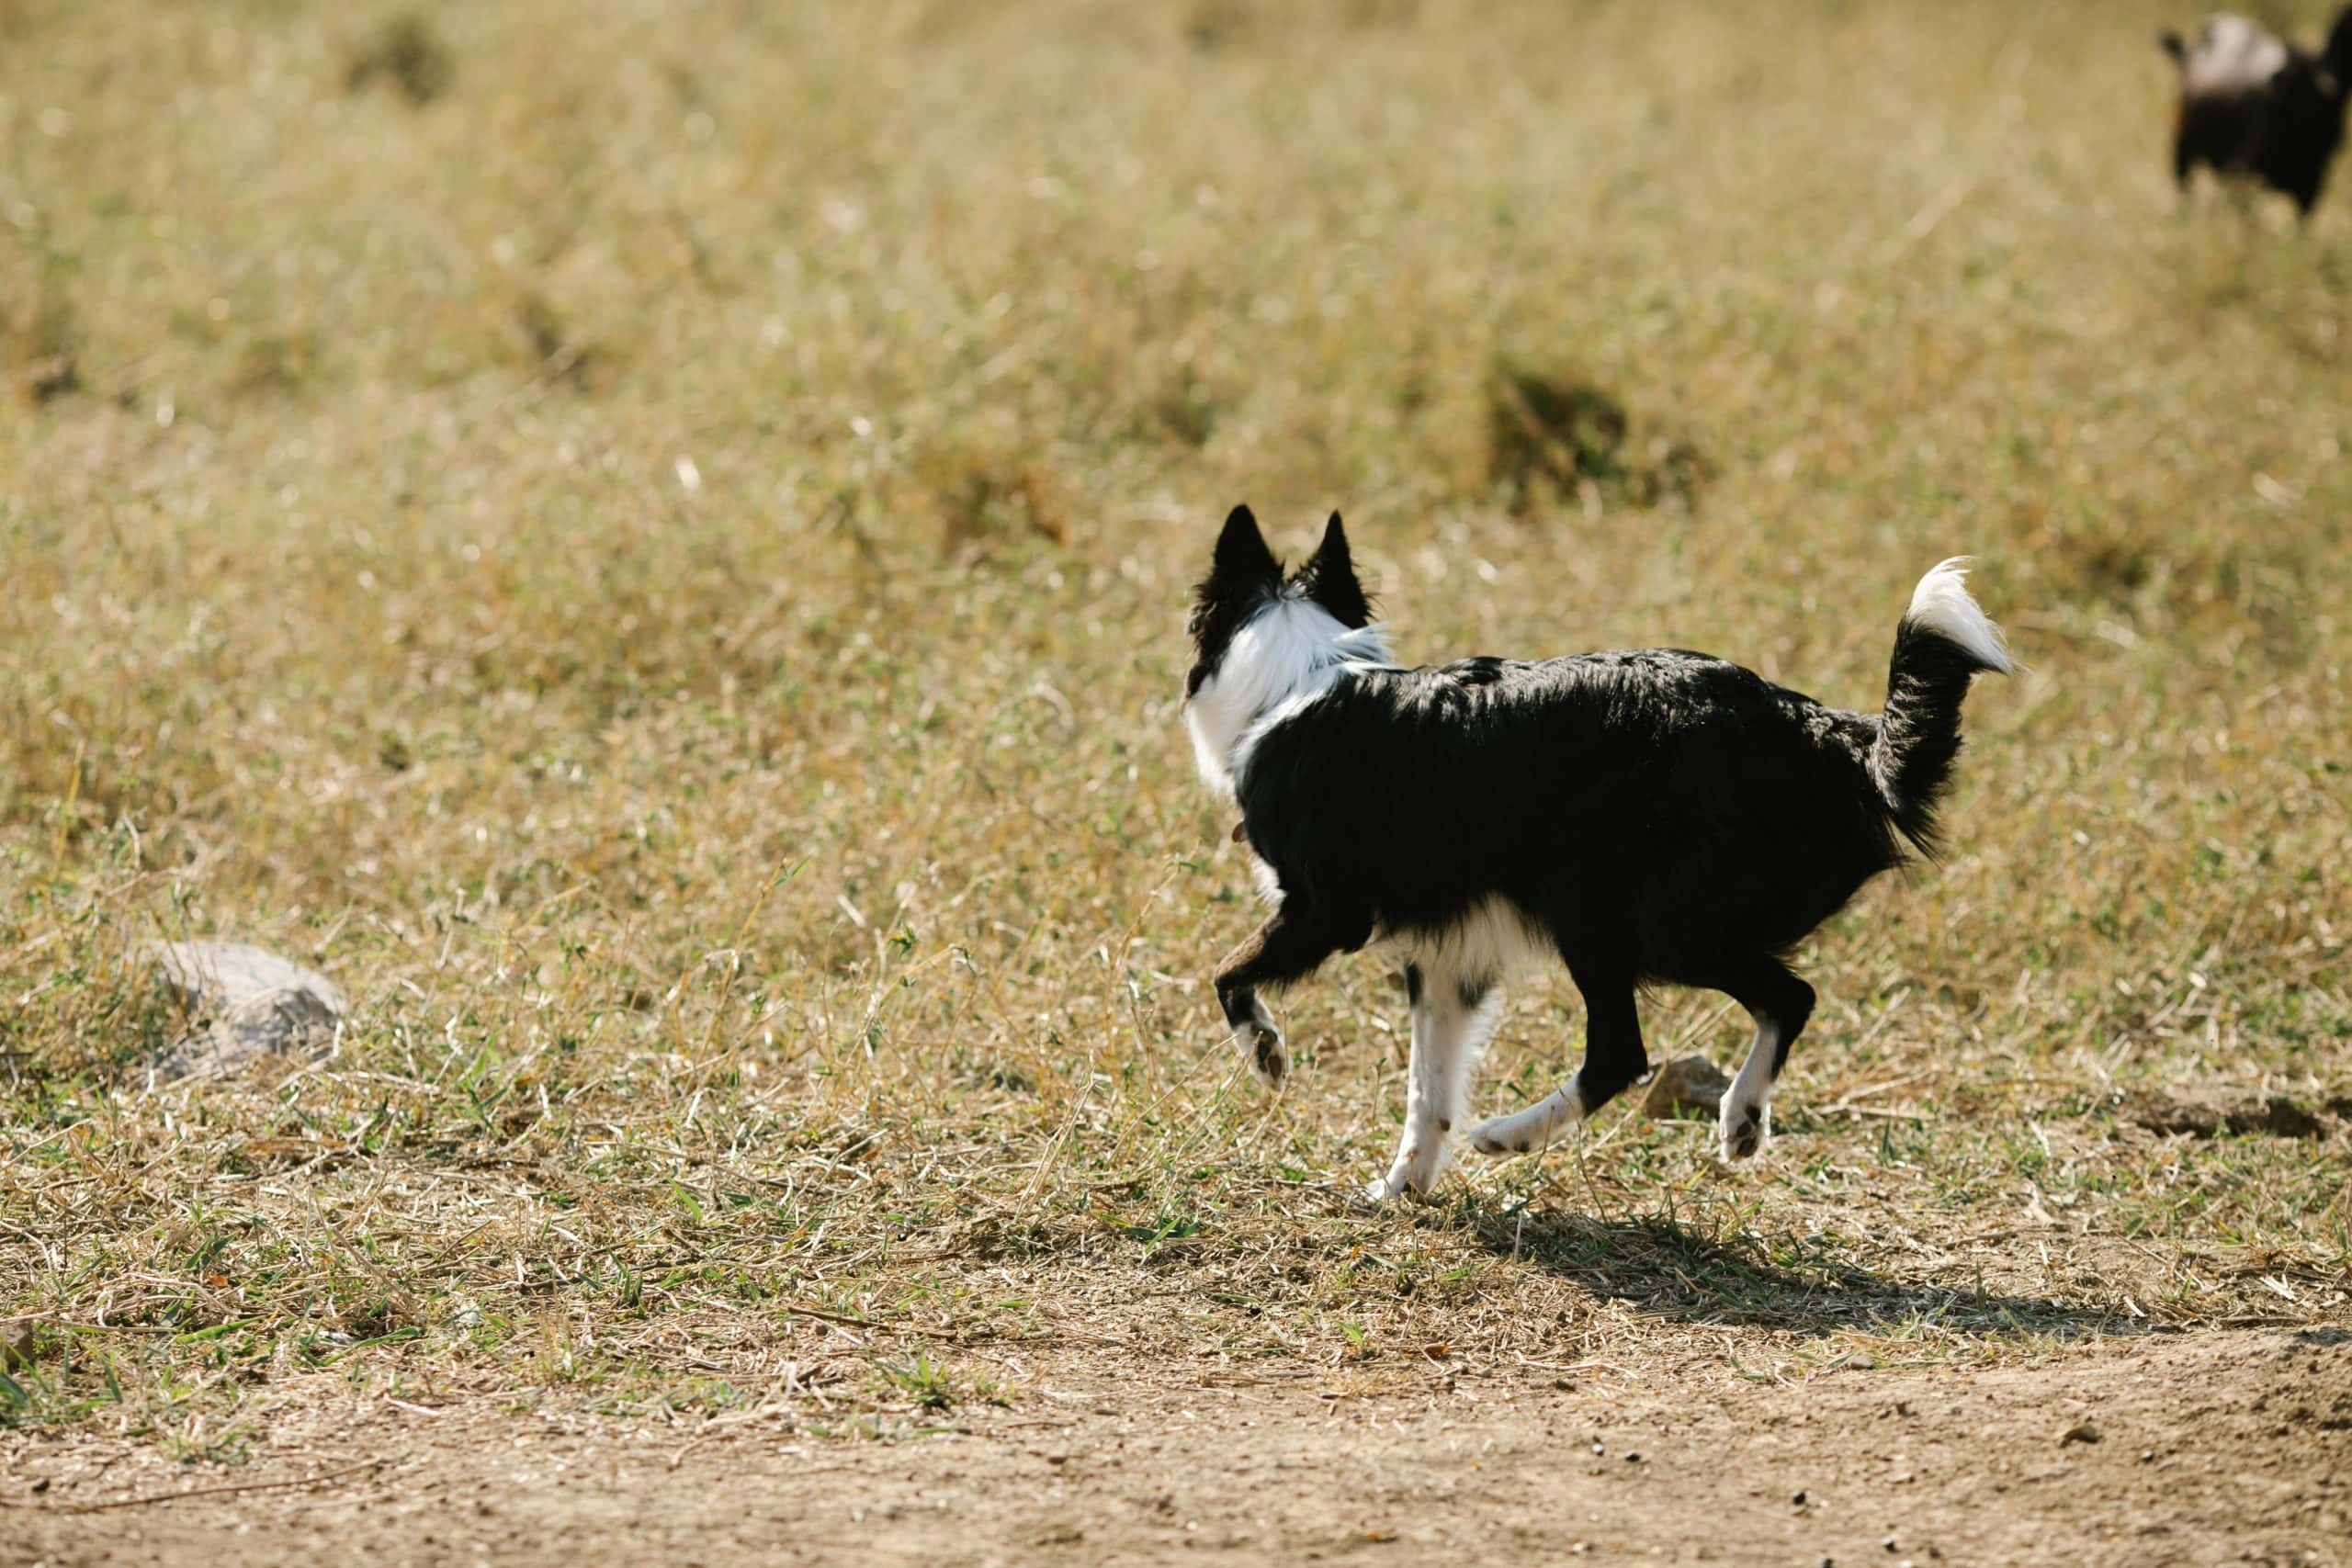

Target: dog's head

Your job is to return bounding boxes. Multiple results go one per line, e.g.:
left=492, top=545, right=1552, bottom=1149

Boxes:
left=1183, top=505, right=1370, bottom=701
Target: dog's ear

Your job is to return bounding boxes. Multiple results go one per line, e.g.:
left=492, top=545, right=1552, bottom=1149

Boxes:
left=1188, top=505, right=1282, bottom=674
left=1293, top=512, right=1372, bottom=628
left=1209, top=504, right=1280, bottom=592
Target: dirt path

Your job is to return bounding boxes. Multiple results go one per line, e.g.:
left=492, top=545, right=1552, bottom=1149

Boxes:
left=6, top=1327, right=2347, bottom=1566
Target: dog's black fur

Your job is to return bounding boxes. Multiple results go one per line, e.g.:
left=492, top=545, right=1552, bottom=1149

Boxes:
left=2162, top=9, right=2352, bottom=216
left=1185, top=507, right=2010, bottom=1184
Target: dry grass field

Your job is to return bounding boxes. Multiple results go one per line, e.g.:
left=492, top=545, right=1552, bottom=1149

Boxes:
left=3, top=1, right=2350, bottom=1562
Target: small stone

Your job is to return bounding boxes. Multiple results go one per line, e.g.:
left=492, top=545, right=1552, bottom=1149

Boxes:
left=1792, top=1490, right=1808, bottom=1506
left=1, top=1324, right=33, bottom=1371
left=1641, top=1055, right=1732, bottom=1120
left=1623, top=1450, right=1641, bottom=1463
left=2058, top=1420, right=2101, bottom=1447
left=146, top=941, right=347, bottom=1082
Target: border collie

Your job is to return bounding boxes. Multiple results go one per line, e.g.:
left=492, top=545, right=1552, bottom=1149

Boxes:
left=1182, top=507, right=2014, bottom=1201
left=2161, top=10, right=2352, bottom=216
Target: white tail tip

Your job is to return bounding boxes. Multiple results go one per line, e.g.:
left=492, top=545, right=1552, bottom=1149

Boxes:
left=1905, top=557, right=2015, bottom=675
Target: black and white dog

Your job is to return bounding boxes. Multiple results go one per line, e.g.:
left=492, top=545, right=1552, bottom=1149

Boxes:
left=1183, top=507, right=2013, bottom=1201
left=2161, top=10, right=2352, bottom=216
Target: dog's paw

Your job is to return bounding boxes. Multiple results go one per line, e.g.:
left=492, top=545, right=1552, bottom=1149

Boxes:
left=1467, top=1089, right=1579, bottom=1157
left=1231, top=998, right=1287, bottom=1088
left=1718, top=1096, right=1769, bottom=1162
left=1363, top=1139, right=1447, bottom=1203
left=1467, top=1114, right=1537, bottom=1157
left=1363, top=1172, right=1437, bottom=1204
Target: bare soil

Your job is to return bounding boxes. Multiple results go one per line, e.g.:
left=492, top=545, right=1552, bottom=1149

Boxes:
left=8, top=1327, right=2346, bottom=1567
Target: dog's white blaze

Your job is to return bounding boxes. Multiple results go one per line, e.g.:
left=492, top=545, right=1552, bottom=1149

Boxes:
left=1905, top=558, right=2014, bottom=674
left=1186, top=599, right=1392, bottom=799
left=2183, top=15, right=2289, bottom=96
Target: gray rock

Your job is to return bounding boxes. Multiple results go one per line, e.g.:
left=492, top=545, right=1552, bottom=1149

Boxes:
left=148, top=941, right=346, bottom=1082
left=1641, top=1055, right=1731, bottom=1120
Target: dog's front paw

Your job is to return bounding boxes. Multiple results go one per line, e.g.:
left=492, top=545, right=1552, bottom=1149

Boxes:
left=1718, top=1096, right=1769, bottom=1162
left=1362, top=1171, right=1425, bottom=1204
left=1231, top=998, right=1287, bottom=1088
left=1364, top=1139, right=1446, bottom=1203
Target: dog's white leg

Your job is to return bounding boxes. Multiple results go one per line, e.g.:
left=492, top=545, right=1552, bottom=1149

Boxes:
left=1718, top=1011, right=1781, bottom=1161
left=1471, top=961, right=1643, bottom=1158
left=1466, top=1078, right=1588, bottom=1156
left=1366, top=969, right=1492, bottom=1202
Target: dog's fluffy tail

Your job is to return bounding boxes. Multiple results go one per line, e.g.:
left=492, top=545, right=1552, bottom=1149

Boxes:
left=1871, top=558, right=2014, bottom=855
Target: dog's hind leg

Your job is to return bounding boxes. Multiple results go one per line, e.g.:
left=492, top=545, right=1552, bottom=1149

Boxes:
left=1214, top=900, right=1360, bottom=1089
left=1708, top=958, right=1815, bottom=1162
left=1467, top=955, right=1644, bottom=1157
left=1367, top=964, right=1496, bottom=1202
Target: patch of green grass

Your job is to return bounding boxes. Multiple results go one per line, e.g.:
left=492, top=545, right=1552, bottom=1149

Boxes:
left=874, top=1348, right=1006, bottom=1415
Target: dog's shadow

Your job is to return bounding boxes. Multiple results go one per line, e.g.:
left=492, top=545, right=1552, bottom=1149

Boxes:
left=1473, top=1206, right=2122, bottom=1342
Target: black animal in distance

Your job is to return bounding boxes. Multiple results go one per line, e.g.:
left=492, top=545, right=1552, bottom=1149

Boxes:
left=2161, top=9, right=2352, bottom=215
